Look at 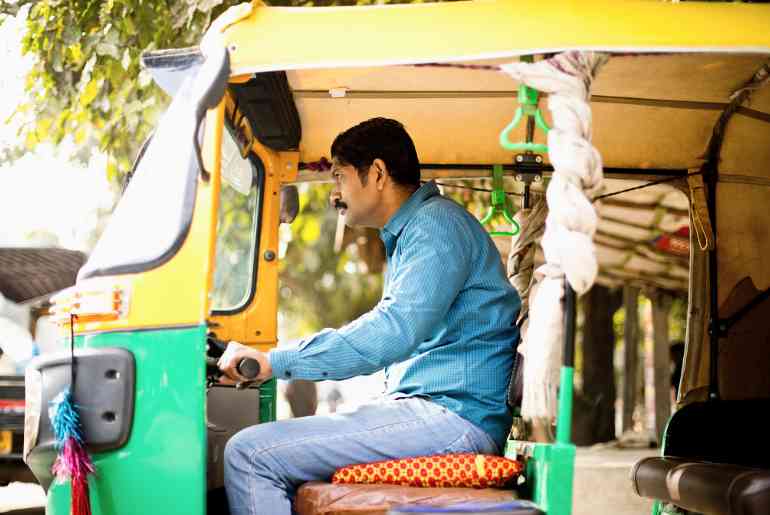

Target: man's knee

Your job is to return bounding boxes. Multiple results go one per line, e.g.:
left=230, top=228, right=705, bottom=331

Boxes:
left=225, top=424, right=278, bottom=474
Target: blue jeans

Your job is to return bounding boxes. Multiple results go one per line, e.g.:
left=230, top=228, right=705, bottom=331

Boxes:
left=224, top=397, right=499, bottom=515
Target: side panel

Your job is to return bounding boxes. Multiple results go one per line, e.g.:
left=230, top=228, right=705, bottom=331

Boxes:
left=506, top=440, right=575, bottom=515
left=47, top=326, right=207, bottom=515
left=531, top=442, right=576, bottom=515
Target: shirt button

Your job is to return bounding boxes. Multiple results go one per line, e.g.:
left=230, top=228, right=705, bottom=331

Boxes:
left=285, top=371, right=292, bottom=378
left=322, top=372, right=328, bottom=377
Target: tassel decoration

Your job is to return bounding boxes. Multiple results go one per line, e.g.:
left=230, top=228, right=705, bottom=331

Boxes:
left=49, top=387, right=95, bottom=515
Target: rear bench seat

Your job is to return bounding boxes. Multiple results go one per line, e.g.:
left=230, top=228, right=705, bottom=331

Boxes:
left=631, top=399, right=770, bottom=515
left=632, top=457, right=770, bottom=515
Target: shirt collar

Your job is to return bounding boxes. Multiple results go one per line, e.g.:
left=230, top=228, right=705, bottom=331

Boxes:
left=380, top=181, right=440, bottom=256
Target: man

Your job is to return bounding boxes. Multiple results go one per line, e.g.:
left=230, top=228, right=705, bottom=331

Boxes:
left=219, top=118, right=520, bottom=515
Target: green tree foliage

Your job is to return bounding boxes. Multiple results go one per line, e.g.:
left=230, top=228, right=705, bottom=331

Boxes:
left=0, top=0, right=246, bottom=180
left=279, top=183, right=384, bottom=338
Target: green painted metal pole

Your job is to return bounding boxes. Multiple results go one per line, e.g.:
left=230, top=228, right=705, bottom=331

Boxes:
left=260, top=378, right=277, bottom=423
left=548, top=279, right=578, bottom=515
left=556, top=280, right=577, bottom=444
left=556, top=367, right=574, bottom=444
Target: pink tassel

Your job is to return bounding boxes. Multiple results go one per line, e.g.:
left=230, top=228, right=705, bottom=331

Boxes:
left=50, top=389, right=95, bottom=515
left=52, top=437, right=94, bottom=515
left=71, top=472, right=90, bottom=515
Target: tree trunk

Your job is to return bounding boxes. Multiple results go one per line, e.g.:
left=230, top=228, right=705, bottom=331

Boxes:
left=650, top=290, right=673, bottom=444
left=573, top=284, right=622, bottom=445
left=284, top=380, right=318, bottom=418
left=623, top=286, right=641, bottom=433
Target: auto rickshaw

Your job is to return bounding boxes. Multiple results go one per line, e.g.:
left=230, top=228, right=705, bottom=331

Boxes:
left=21, top=1, right=770, bottom=514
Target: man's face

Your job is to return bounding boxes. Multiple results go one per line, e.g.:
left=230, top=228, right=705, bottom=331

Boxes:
left=330, top=160, right=379, bottom=228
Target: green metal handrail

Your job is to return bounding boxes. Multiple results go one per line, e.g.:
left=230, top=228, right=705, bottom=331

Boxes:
left=480, top=164, right=520, bottom=237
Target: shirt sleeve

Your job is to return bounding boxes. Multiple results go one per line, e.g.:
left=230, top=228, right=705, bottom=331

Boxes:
left=269, top=213, right=472, bottom=381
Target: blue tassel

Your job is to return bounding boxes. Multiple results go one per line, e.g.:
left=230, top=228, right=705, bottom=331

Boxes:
left=49, top=389, right=84, bottom=447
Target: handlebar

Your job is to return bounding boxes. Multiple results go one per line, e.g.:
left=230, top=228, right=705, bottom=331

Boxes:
left=236, top=358, right=261, bottom=380
left=206, top=335, right=262, bottom=381
left=205, top=357, right=261, bottom=380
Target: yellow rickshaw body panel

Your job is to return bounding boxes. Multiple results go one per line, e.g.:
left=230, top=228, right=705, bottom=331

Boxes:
left=56, top=103, right=226, bottom=335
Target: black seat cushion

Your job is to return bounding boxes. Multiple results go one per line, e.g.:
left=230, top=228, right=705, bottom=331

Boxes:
left=632, top=457, right=770, bottom=515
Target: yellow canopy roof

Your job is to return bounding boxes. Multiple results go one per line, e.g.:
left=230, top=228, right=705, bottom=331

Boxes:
left=219, top=0, right=770, bottom=75
left=209, top=1, right=770, bottom=175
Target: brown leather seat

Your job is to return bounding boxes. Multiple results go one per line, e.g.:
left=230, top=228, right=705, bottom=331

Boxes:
left=631, top=457, right=770, bottom=515
left=295, top=481, right=539, bottom=515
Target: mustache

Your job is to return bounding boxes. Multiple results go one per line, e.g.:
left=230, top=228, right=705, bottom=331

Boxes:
left=333, top=199, right=348, bottom=210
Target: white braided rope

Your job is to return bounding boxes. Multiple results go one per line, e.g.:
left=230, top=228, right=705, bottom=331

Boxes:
left=501, top=51, right=608, bottom=419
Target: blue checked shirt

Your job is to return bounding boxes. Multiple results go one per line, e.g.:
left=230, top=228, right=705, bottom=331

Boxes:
left=269, top=181, right=521, bottom=448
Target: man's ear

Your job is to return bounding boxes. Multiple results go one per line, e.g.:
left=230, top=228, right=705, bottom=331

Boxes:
left=372, top=158, right=387, bottom=191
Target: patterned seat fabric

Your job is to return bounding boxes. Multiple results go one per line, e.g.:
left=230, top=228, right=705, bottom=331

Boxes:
left=332, top=454, right=523, bottom=489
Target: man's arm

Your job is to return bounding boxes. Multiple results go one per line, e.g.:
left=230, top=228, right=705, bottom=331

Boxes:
left=269, top=215, right=472, bottom=381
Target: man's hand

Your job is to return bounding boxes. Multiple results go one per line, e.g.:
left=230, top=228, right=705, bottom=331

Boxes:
left=217, top=341, right=273, bottom=385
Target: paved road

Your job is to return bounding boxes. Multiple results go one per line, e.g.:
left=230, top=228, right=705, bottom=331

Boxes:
left=0, top=482, right=44, bottom=513
left=573, top=446, right=657, bottom=515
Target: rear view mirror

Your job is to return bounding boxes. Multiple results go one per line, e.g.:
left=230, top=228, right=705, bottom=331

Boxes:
left=280, top=186, right=299, bottom=224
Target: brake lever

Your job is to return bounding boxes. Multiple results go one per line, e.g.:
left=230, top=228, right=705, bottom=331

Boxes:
left=206, top=334, right=228, bottom=358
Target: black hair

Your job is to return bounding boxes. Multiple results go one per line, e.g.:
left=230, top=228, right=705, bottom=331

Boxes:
left=330, top=117, right=420, bottom=189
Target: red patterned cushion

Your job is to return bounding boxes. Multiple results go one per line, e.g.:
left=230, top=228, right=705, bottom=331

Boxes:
left=331, top=453, right=523, bottom=489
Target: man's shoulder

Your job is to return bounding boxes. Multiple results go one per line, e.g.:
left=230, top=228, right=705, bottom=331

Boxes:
left=414, top=194, right=471, bottom=222
left=410, top=194, right=483, bottom=237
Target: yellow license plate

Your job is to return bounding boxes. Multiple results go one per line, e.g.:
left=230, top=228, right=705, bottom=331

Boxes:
left=0, top=430, right=11, bottom=455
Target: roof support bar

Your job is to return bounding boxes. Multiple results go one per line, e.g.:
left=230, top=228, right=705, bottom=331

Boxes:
left=701, top=59, right=770, bottom=401
left=293, top=90, right=770, bottom=125
left=295, top=162, right=688, bottom=183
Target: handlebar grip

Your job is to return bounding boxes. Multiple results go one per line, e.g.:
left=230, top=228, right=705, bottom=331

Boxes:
left=236, top=358, right=261, bottom=380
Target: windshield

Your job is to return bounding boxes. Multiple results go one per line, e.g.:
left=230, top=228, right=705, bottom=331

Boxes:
left=211, top=127, right=263, bottom=312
